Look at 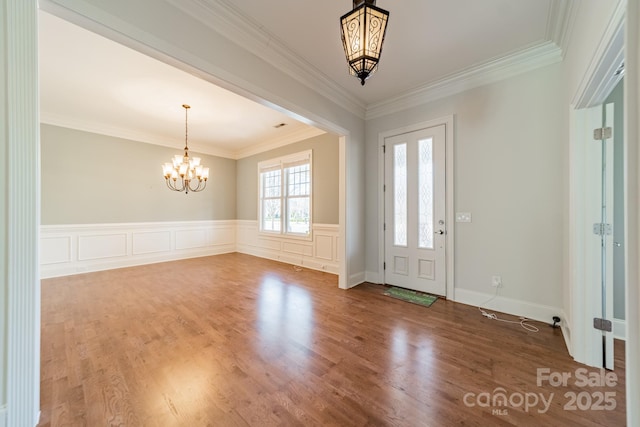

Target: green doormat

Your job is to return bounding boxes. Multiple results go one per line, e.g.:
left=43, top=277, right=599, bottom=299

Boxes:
left=383, top=286, right=438, bottom=307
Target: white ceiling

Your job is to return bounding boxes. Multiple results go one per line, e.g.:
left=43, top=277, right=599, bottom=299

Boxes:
left=224, top=0, right=553, bottom=104
left=38, top=0, right=567, bottom=159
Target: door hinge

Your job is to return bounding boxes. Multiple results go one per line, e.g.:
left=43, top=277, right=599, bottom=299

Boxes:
left=593, top=127, right=612, bottom=140
left=593, top=223, right=612, bottom=236
left=593, top=317, right=612, bottom=332
left=383, top=223, right=386, bottom=231
left=383, top=145, right=386, bottom=153
left=383, top=184, right=386, bottom=192
left=383, top=262, right=386, bottom=270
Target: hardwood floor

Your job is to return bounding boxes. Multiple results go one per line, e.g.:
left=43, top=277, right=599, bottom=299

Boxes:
left=39, top=253, right=626, bottom=426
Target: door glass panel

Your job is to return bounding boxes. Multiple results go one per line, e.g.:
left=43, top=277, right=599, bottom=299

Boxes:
left=394, top=143, right=407, bottom=246
left=418, top=138, right=434, bottom=249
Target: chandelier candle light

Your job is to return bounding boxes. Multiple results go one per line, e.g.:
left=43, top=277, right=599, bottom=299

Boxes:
left=162, top=104, right=209, bottom=194
left=340, top=0, right=390, bottom=85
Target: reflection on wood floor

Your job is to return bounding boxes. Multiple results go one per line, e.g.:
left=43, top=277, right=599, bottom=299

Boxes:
left=39, top=253, right=626, bottom=426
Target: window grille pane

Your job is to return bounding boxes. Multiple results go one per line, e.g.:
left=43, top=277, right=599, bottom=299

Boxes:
left=262, top=170, right=281, bottom=198
left=262, top=199, right=281, bottom=232
left=287, top=196, right=310, bottom=234
left=394, top=143, right=407, bottom=246
left=287, top=164, right=310, bottom=196
left=418, top=138, right=434, bottom=249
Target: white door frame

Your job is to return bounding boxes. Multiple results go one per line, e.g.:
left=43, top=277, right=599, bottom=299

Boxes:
left=568, top=4, right=624, bottom=365
left=378, top=115, right=455, bottom=299
left=569, top=103, right=616, bottom=368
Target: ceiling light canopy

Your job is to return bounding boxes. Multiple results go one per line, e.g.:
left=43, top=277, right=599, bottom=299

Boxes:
left=162, top=104, right=209, bottom=194
left=340, top=0, right=390, bottom=86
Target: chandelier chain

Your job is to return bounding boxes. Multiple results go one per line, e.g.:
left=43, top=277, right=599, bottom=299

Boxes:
left=183, top=104, right=190, bottom=153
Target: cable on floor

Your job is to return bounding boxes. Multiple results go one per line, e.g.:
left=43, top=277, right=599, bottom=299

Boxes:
left=478, top=287, right=539, bottom=333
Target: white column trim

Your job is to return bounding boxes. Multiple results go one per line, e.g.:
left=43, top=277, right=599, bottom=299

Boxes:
left=625, top=1, right=640, bottom=425
left=4, top=1, right=40, bottom=426
left=338, top=135, right=348, bottom=288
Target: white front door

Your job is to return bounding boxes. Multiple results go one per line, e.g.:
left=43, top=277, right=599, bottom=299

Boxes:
left=384, top=125, right=446, bottom=296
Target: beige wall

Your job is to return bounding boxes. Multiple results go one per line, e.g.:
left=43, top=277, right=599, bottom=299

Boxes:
left=365, top=63, right=565, bottom=308
left=41, top=124, right=237, bottom=224
left=236, top=133, right=339, bottom=224
left=41, top=125, right=338, bottom=225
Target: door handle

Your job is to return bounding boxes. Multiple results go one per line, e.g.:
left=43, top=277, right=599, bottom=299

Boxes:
left=436, top=230, right=445, bottom=235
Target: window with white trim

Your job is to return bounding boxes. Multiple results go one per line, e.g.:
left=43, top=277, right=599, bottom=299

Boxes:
left=259, top=150, right=312, bottom=237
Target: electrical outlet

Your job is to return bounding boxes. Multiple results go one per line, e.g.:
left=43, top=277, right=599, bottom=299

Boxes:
left=456, top=212, right=472, bottom=223
left=491, top=275, right=502, bottom=287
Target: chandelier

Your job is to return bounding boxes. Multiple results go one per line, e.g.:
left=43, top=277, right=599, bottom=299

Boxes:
left=340, top=0, right=390, bottom=85
left=162, top=104, right=209, bottom=193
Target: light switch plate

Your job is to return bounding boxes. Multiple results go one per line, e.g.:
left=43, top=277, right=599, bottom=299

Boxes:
left=456, top=212, right=472, bottom=223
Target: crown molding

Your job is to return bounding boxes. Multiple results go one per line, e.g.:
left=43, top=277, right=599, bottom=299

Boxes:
left=41, top=112, right=238, bottom=158
left=546, top=0, right=579, bottom=58
left=42, top=0, right=577, bottom=128
left=169, top=0, right=571, bottom=123
left=234, top=127, right=326, bottom=159
left=365, top=41, right=563, bottom=120
left=165, top=0, right=367, bottom=119
left=40, top=112, right=325, bottom=160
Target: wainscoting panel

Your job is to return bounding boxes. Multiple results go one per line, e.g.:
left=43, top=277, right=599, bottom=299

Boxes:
left=78, top=233, right=127, bottom=261
left=40, top=236, right=72, bottom=265
left=282, top=241, right=313, bottom=257
left=41, top=221, right=339, bottom=278
left=132, top=231, right=172, bottom=255
left=40, top=221, right=236, bottom=278
left=175, top=228, right=209, bottom=250
left=211, top=226, right=236, bottom=246
left=236, top=220, right=339, bottom=274
left=257, top=237, right=282, bottom=251
left=315, top=234, right=333, bottom=261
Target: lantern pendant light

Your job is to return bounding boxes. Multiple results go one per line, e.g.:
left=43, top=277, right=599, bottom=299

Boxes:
left=340, top=0, right=390, bottom=85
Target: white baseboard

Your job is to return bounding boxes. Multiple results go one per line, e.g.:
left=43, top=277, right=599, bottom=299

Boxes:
left=453, top=288, right=562, bottom=326
left=44, top=246, right=236, bottom=278
left=347, top=271, right=366, bottom=288
left=613, top=318, right=626, bottom=341
left=365, top=271, right=381, bottom=284
left=560, top=309, right=572, bottom=356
